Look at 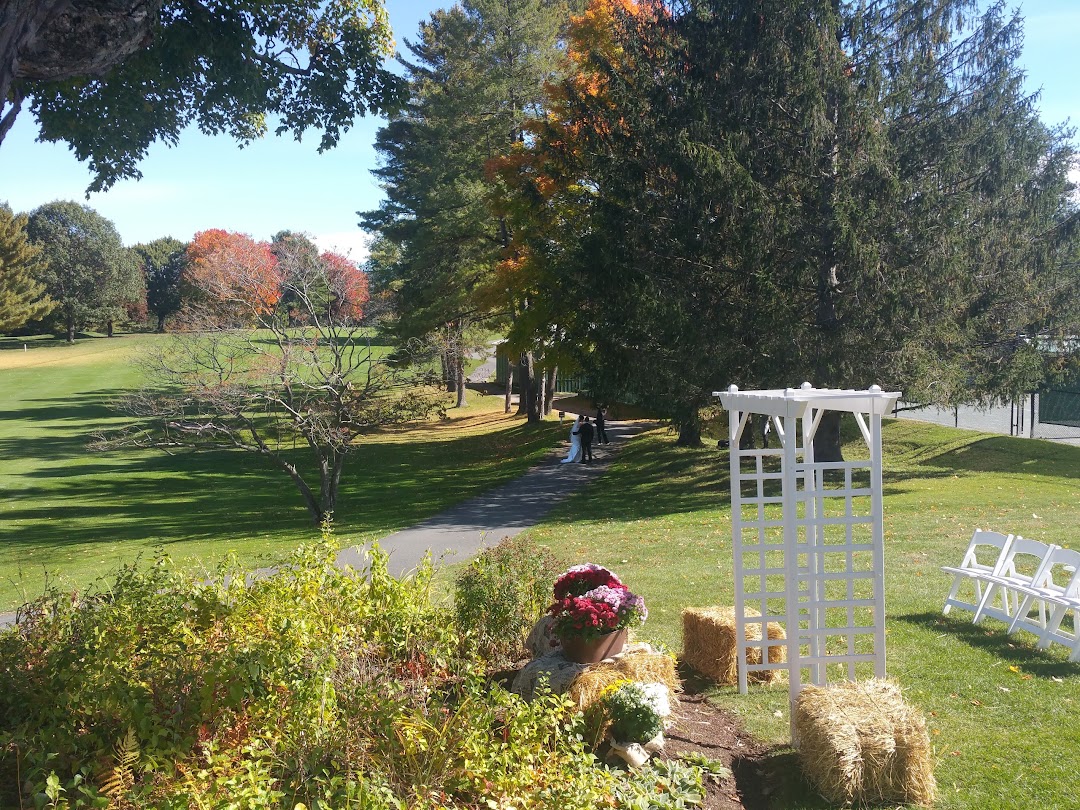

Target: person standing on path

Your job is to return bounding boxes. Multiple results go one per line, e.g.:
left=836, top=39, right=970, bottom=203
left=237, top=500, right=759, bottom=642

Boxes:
left=595, top=406, right=608, bottom=445
left=580, top=417, right=595, bottom=462
left=562, top=415, right=584, bottom=463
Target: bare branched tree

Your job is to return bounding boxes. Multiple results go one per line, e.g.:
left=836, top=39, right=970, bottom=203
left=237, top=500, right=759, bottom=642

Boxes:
left=94, top=238, right=445, bottom=525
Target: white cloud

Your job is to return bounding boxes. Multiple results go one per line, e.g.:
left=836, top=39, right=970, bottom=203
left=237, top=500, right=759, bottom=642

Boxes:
left=312, top=230, right=372, bottom=264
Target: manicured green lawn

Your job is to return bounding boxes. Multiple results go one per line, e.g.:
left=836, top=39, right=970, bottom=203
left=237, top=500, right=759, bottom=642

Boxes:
left=0, top=333, right=562, bottom=611
left=522, top=421, right=1080, bottom=810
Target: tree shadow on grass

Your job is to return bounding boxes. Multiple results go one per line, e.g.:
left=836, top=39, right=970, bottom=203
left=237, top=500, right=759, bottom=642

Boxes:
left=0, top=334, right=96, bottom=350
left=909, top=434, right=1080, bottom=479
left=892, top=611, right=1080, bottom=679
left=1, top=412, right=564, bottom=554
left=0, top=395, right=127, bottom=460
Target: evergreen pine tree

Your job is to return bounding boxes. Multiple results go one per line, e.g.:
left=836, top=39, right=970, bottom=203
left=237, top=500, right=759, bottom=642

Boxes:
left=0, top=203, right=53, bottom=333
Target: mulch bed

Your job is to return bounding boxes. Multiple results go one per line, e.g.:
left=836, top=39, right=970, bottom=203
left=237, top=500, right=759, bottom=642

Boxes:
left=660, top=691, right=769, bottom=810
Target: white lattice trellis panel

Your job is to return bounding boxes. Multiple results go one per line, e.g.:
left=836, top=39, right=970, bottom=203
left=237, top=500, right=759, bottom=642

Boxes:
left=717, top=384, right=899, bottom=721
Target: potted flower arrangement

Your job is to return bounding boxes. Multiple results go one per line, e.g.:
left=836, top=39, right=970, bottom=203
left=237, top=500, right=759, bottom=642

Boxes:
left=601, top=680, right=670, bottom=767
left=548, top=563, right=647, bottom=663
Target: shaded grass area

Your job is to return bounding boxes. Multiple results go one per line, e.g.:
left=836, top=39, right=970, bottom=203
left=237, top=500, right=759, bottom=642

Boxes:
left=0, top=334, right=562, bottom=611
left=522, top=420, right=1080, bottom=810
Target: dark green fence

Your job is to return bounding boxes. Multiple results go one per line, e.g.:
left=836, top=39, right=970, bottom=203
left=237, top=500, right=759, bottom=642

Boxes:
left=494, top=353, right=588, bottom=394
left=1039, top=386, right=1080, bottom=428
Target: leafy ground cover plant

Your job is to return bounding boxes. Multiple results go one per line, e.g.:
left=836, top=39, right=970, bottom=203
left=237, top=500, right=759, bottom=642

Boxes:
left=602, top=682, right=665, bottom=745
left=0, top=539, right=713, bottom=809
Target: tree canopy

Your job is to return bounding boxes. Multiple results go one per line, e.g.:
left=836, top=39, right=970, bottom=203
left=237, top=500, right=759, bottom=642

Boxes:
left=185, top=229, right=283, bottom=323
left=25, top=201, right=141, bottom=342
left=361, top=0, right=571, bottom=414
left=134, top=236, right=187, bottom=332
left=1, top=0, right=406, bottom=191
left=497, top=0, right=1080, bottom=442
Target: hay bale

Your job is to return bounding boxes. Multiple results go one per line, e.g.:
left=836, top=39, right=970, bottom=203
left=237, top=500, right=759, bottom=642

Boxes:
left=794, top=679, right=936, bottom=808
left=567, top=646, right=680, bottom=713
left=681, top=606, right=786, bottom=685
left=567, top=646, right=680, bottom=748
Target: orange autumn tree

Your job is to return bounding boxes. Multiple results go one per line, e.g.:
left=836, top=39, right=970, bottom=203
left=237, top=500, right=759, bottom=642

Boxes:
left=184, top=229, right=283, bottom=323
left=486, top=0, right=658, bottom=376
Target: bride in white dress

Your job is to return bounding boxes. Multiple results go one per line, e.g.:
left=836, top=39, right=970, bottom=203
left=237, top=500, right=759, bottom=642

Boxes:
left=561, top=416, right=583, bottom=463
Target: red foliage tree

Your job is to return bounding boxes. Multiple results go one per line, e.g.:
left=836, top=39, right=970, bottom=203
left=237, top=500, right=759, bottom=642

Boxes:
left=184, top=229, right=282, bottom=320
left=320, top=251, right=369, bottom=321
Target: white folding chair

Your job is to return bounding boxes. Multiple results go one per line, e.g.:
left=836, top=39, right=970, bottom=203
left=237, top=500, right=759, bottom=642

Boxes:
left=1040, top=593, right=1080, bottom=662
left=972, top=536, right=1058, bottom=626
left=1006, top=546, right=1080, bottom=641
left=941, top=530, right=1013, bottom=617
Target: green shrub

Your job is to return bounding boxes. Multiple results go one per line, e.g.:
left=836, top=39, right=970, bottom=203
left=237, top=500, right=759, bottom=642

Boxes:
left=1, top=540, right=714, bottom=809
left=453, top=535, right=561, bottom=667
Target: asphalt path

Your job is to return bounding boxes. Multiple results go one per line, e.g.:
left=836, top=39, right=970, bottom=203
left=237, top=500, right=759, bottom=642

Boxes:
left=337, top=419, right=645, bottom=578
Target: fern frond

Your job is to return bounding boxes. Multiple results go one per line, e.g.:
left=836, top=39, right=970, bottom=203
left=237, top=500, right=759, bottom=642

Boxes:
left=99, top=726, right=139, bottom=804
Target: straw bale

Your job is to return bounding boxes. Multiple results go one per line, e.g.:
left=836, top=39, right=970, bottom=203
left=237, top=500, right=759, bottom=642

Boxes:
left=567, top=646, right=680, bottom=713
left=794, top=678, right=936, bottom=807
left=681, top=606, right=786, bottom=685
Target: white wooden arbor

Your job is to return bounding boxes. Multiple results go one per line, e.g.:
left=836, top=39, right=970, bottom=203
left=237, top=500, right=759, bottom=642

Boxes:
left=716, top=384, right=900, bottom=722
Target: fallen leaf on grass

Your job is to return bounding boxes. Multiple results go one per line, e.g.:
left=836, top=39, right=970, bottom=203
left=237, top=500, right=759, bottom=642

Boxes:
left=1052, top=676, right=1064, bottom=683
left=997, top=686, right=1011, bottom=692
left=970, top=699, right=983, bottom=706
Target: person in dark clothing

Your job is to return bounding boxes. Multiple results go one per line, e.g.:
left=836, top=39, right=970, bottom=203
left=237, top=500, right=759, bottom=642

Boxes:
left=580, top=417, right=595, bottom=462
left=595, top=406, right=608, bottom=444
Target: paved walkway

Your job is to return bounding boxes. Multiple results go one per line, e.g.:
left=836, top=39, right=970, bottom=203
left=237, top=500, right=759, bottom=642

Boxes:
left=338, top=419, right=644, bottom=578
left=0, top=419, right=647, bottom=629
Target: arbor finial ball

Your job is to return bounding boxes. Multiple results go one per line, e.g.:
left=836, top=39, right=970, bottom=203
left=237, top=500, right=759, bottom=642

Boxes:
left=870, top=384, right=882, bottom=393
left=801, top=381, right=813, bottom=390
left=728, top=384, right=739, bottom=393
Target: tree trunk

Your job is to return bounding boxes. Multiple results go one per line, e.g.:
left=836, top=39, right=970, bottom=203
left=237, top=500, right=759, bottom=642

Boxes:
left=106, top=318, right=114, bottom=337
left=813, top=410, right=844, bottom=462
left=504, top=360, right=514, bottom=414
left=515, top=354, right=528, bottom=416
left=455, top=354, right=467, bottom=408
left=66, top=313, right=75, bottom=343
left=517, top=351, right=541, bottom=422
left=536, top=368, right=546, bottom=419
left=676, top=422, right=703, bottom=447
left=275, top=455, right=326, bottom=525
left=316, top=452, right=346, bottom=527
left=544, top=366, right=557, bottom=415
left=156, top=312, right=165, bottom=332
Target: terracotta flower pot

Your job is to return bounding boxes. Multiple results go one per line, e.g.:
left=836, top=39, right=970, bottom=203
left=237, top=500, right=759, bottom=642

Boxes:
left=559, top=628, right=628, bottom=664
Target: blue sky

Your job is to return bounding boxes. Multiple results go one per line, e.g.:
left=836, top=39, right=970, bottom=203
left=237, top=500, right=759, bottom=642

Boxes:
left=0, top=0, right=1077, bottom=261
